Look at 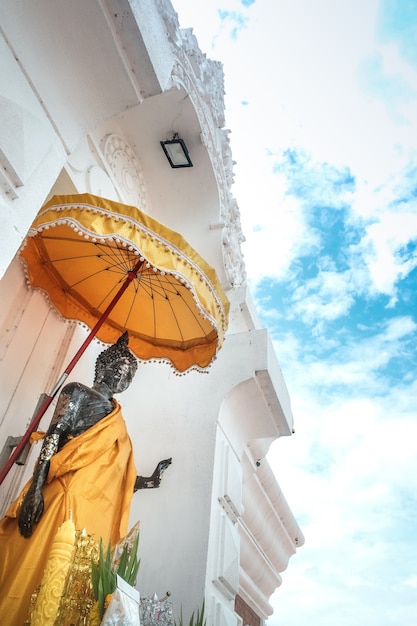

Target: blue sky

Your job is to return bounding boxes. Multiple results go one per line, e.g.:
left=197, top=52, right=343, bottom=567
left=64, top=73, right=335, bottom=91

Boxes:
left=173, top=1, right=417, bottom=625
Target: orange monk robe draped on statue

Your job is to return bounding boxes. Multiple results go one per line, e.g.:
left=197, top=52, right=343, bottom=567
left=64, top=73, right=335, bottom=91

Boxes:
left=0, top=401, right=137, bottom=626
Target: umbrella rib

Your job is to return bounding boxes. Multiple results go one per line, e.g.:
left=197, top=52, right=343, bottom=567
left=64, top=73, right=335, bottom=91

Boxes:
left=40, top=235, right=137, bottom=276
left=134, top=269, right=180, bottom=298
left=151, top=280, right=157, bottom=338
left=150, top=272, right=166, bottom=339
left=40, top=235, right=126, bottom=259
left=120, top=275, right=139, bottom=330
left=152, top=272, right=193, bottom=342
left=101, top=243, right=133, bottom=272
left=68, top=266, right=123, bottom=289
left=138, top=269, right=173, bottom=293
left=135, top=270, right=211, bottom=340
left=52, top=251, right=141, bottom=292
left=93, top=242, right=135, bottom=275
left=93, top=275, right=126, bottom=311
left=169, top=280, right=210, bottom=335
left=163, top=291, right=184, bottom=341
left=41, top=234, right=132, bottom=257
left=44, top=252, right=129, bottom=270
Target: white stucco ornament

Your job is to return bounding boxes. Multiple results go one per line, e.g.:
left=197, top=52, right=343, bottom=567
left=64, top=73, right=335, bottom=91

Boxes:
left=159, top=1, right=246, bottom=288
left=103, top=134, right=149, bottom=213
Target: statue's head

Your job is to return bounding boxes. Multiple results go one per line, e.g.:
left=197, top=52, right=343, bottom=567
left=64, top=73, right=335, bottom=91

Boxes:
left=94, top=331, right=138, bottom=394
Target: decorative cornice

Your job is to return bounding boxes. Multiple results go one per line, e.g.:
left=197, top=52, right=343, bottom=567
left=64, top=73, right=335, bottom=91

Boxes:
left=237, top=453, right=304, bottom=618
left=156, top=0, right=246, bottom=288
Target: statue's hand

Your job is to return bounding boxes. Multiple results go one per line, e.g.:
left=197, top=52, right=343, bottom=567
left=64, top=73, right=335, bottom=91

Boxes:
left=134, top=458, right=172, bottom=491
left=18, top=482, right=44, bottom=538
left=148, top=457, right=172, bottom=487
left=154, top=458, right=172, bottom=484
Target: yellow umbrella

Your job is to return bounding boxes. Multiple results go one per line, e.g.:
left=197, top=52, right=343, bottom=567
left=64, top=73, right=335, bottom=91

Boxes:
left=20, top=193, right=228, bottom=370
left=0, top=193, right=229, bottom=485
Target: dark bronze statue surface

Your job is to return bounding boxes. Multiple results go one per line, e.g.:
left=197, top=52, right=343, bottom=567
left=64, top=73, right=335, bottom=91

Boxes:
left=134, top=458, right=172, bottom=491
left=18, top=332, right=171, bottom=537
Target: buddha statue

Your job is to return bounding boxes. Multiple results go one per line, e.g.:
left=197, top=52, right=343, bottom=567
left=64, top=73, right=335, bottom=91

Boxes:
left=0, top=332, right=171, bottom=625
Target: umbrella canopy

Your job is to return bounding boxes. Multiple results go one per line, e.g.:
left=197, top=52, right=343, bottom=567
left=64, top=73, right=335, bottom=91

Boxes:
left=20, top=193, right=229, bottom=372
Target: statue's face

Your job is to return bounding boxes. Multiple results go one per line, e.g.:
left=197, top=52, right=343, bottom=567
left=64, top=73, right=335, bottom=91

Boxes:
left=98, top=359, right=136, bottom=394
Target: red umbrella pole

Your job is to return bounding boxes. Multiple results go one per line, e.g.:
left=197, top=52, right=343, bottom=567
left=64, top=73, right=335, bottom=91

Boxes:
left=0, top=261, right=143, bottom=487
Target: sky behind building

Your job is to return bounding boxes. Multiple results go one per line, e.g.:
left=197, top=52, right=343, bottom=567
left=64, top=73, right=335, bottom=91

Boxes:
left=173, top=1, right=417, bottom=625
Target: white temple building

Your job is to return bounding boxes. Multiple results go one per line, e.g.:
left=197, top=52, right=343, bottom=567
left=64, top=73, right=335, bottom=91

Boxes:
left=0, top=1, right=304, bottom=624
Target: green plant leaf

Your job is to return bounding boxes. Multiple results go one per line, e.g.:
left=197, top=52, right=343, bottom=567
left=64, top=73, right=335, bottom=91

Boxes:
left=175, top=601, right=206, bottom=626
left=91, top=560, right=99, bottom=597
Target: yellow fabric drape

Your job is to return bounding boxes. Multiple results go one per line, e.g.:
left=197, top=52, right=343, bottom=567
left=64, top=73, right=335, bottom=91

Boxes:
left=0, top=402, right=136, bottom=626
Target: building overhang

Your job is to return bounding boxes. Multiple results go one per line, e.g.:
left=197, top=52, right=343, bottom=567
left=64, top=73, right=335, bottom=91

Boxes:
left=219, top=328, right=294, bottom=463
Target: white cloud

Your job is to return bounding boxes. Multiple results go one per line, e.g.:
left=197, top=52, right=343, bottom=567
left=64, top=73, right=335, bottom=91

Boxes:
left=177, top=0, right=417, bottom=302
left=289, top=270, right=356, bottom=324
left=357, top=210, right=417, bottom=299
left=245, top=159, right=417, bottom=309
left=267, top=384, right=417, bottom=626
left=358, top=43, right=417, bottom=125
left=241, top=189, right=318, bottom=284
left=269, top=316, right=416, bottom=397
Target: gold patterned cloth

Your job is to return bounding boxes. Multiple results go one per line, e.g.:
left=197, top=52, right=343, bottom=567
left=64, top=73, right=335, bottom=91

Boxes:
left=0, top=402, right=136, bottom=625
left=27, top=528, right=100, bottom=626
left=30, top=518, right=76, bottom=626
